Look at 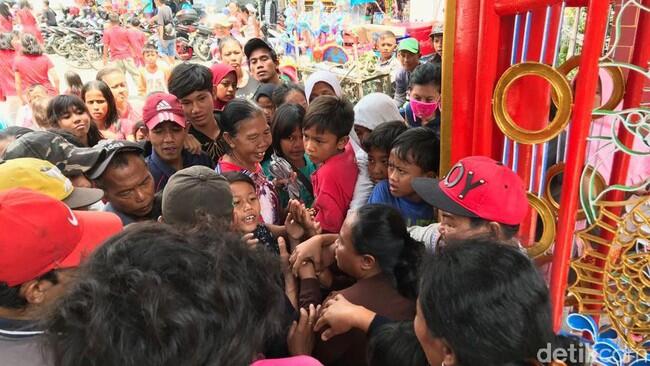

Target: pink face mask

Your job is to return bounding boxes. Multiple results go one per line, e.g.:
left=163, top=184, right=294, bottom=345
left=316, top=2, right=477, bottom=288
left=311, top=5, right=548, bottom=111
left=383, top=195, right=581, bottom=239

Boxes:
left=410, top=99, right=439, bottom=120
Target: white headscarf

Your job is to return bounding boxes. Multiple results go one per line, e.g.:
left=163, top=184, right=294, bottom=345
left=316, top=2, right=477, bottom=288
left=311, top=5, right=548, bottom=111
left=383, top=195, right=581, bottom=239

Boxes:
left=349, top=92, right=404, bottom=147
left=304, top=70, right=343, bottom=102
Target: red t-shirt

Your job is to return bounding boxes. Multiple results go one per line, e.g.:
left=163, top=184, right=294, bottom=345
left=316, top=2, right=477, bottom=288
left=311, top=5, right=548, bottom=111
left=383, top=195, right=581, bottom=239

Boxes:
left=127, top=28, right=147, bottom=60
left=13, top=54, right=56, bottom=95
left=103, top=26, right=134, bottom=60
left=15, top=9, right=36, bottom=27
left=0, top=49, right=17, bottom=96
left=0, top=16, right=12, bottom=32
left=312, top=143, right=358, bottom=233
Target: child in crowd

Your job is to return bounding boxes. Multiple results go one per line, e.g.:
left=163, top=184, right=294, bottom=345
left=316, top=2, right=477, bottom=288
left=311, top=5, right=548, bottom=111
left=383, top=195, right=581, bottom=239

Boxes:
left=375, top=31, right=400, bottom=82
left=137, top=43, right=170, bottom=96
left=254, top=83, right=278, bottom=125
left=82, top=80, right=124, bottom=140
left=14, top=34, right=59, bottom=101
left=429, top=24, right=443, bottom=64
left=402, top=63, right=442, bottom=140
left=64, top=70, right=83, bottom=98
left=393, top=38, right=421, bottom=107
left=262, top=103, right=316, bottom=208
left=368, top=127, right=439, bottom=226
left=223, top=171, right=318, bottom=255
left=46, top=94, right=104, bottom=147
left=210, top=62, right=238, bottom=111
left=15, top=84, right=47, bottom=129
left=29, top=96, right=51, bottom=131
left=132, top=120, right=146, bottom=141
left=304, top=71, right=342, bottom=103
left=272, top=82, right=308, bottom=109
left=363, top=121, right=408, bottom=184
left=303, top=96, right=358, bottom=233
left=143, top=93, right=213, bottom=192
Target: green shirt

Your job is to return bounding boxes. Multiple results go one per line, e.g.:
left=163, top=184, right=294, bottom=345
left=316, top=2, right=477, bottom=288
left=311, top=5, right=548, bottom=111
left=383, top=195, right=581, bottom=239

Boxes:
left=262, top=154, right=316, bottom=208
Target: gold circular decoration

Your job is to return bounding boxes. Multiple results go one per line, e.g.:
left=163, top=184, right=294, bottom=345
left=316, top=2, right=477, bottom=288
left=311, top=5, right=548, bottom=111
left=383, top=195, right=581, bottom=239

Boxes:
left=493, top=62, right=572, bottom=144
left=543, top=162, right=607, bottom=220
left=554, top=55, right=625, bottom=118
left=525, top=192, right=556, bottom=259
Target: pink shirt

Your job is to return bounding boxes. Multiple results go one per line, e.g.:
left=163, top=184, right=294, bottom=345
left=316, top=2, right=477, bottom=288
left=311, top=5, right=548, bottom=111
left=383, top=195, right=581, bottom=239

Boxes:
left=312, top=143, right=358, bottom=233
left=103, top=25, right=134, bottom=60
left=0, top=16, right=12, bottom=32
left=251, top=356, right=323, bottom=366
left=13, top=54, right=56, bottom=95
left=0, top=49, right=17, bottom=96
left=127, top=28, right=147, bottom=60
left=15, top=9, right=36, bottom=27
left=116, top=103, right=142, bottom=140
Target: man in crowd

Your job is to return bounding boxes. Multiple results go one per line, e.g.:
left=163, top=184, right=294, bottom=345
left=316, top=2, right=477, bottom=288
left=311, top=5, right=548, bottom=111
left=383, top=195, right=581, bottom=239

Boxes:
left=244, top=38, right=282, bottom=86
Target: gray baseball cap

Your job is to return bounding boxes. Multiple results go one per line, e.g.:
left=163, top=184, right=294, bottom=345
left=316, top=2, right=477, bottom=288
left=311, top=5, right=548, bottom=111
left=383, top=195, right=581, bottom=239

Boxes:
left=3, top=131, right=103, bottom=177
left=162, top=166, right=234, bottom=226
left=86, top=140, right=145, bottom=180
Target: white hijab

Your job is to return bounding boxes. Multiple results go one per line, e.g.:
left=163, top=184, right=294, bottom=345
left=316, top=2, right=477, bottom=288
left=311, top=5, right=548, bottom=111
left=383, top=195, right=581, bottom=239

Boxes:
left=304, top=70, right=343, bottom=102
left=349, top=92, right=404, bottom=147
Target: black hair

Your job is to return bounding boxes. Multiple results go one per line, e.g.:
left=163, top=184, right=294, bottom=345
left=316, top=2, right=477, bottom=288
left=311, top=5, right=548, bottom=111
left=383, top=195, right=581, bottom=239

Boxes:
left=391, top=127, right=439, bottom=174
left=270, top=103, right=305, bottom=158
left=47, top=95, right=104, bottom=147
left=44, top=223, right=288, bottom=366
left=271, top=83, right=306, bottom=107
left=82, top=80, right=119, bottom=129
left=218, top=36, right=242, bottom=54
left=129, top=17, right=140, bottom=26
left=0, top=32, right=13, bottom=51
left=351, top=204, right=424, bottom=299
left=419, top=238, right=557, bottom=365
left=0, top=3, right=11, bottom=19
left=94, top=150, right=146, bottom=187
left=368, top=321, right=428, bottom=366
left=142, top=42, right=157, bottom=54
left=220, top=98, right=265, bottom=137
left=303, top=96, right=354, bottom=139
left=362, top=120, right=408, bottom=152
left=0, top=270, right=59, bottom=309
left=168, top=62, right=213, bottom=99
left=64, top=71, right=83, bottom=96
left=409, top=62, right=441, bottom=91
left=222, top=170, right=256, bottom=189
left=468, top=216, right=521, bottom=240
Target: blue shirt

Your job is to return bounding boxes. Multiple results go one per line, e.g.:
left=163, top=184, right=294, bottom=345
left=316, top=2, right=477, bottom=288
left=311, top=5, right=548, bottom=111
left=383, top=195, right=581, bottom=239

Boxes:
left=146, top=149, right=213, bottom=192
left=367, top=180, right=434, bottom=226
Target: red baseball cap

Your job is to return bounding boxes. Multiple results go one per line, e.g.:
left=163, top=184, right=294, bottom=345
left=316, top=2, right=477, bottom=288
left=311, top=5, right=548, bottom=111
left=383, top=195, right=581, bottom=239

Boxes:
left=0, top=188, right=123, bottom=287
left=412, top=156, right=528, bottom=225
left=142, top=93, right=187, bottom=130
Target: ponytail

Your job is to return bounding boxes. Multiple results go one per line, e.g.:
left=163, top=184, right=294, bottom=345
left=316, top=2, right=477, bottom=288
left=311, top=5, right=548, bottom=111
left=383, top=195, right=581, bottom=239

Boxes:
left=352, top=204, right=424, bottom=300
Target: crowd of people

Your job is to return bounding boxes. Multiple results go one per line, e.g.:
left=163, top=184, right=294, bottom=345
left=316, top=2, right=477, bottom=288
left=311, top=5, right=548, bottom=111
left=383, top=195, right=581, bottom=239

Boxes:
left=0, top=0, right=595, bottom=365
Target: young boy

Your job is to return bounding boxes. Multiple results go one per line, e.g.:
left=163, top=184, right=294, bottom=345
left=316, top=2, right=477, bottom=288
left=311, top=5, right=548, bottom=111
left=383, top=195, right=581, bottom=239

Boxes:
left=137, top=43, right=170, bottom=96
left=143, top=93, right=213, bottom=192
left=375, top=31, right=400, bottom=81
left=393, top=37, right=421, bottom=107
left=429, top=23, right=443, bottom=64
left=168, top=63, right=229, bottom=164
left=362, top=121, right=408, bottom=184
left=402, top=62, right=442, bottom=140
left=368, top=127, right=439, bottom=226
left=303, top=96, right=358, bottom=233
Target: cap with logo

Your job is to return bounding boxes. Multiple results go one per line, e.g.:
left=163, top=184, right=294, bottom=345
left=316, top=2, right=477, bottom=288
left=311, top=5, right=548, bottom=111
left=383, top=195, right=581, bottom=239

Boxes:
left=162, top=166, right=233, bottom=226
left=411, top=156, right=528, bottom=225
left=397, top=37, right=420, bottom=54
left=244, top=37, right=277, bottom=60
left=86, top=139, right=145, bottom=180
left=0, top=188, right=122, bottom=287
left=142, top=93, right=187, bottom=131
left=0, top=158, right=104, bottom=209
left=3, top=131, right=104, bottom=177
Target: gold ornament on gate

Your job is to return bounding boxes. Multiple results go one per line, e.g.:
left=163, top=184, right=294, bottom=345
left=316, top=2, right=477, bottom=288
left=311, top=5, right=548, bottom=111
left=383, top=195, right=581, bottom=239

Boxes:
left=525, top=192, right=556, bottom=259
left=543, top=163, right=607, bottom=220
left=492, top=62, right=573, bottom=144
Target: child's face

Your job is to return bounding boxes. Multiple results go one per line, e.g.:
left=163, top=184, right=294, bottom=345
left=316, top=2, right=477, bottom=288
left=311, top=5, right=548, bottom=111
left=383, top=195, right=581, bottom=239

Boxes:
left=398, top=50, right=420, bottom=72
left=353, top=125, right=371, bottom=147
left=431, top=35, right=443, bottom=56
left=147, top=121, right=187, bottom=164
left=215, top=73, right=237, bottom=104
left=280, top=127, right=305, bottom=164
left=303, top=126, right=347, bottom=165
left=410, top=84, right=441, bottom=103
left=387, top=149, right=431, bottom=200
left=143, top=50, right=158, bottom=65
left=84, top=89, right=108, bottom=123
left=255, top=96, right=275, bottom=125
left=58, top=107, right=90, bottom=140
left=309, top=82, right=336, bottom=102
left=134, top=126, right=146, bottom=141
left=230, top=181, right=261, bottom=234
left=367, top=147, right=389, bottom=184
left=376, top=36, right=396, bottom=61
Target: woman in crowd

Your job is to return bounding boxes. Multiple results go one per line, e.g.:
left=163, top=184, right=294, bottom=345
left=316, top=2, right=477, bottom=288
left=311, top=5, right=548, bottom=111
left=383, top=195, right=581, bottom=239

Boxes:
left=219, top=36, right=260, bottom=100
left=272, top=83, right=308, bottom=109
left=81, top=80, right=123, bottom=140
left=311, top=204, right=423, bottom=365
left=47, top=94, right=104, bottom=147
left=304, top=70, right=342, bottom=103
left=216, top=98, right=280, bottom=224
left=262, top=103, right=316, bottom=208
left=0, top=32, right=19, bottom=124
left=15, top=1, right=43, bottom=44
left=14, top=34, right=58, bottom=102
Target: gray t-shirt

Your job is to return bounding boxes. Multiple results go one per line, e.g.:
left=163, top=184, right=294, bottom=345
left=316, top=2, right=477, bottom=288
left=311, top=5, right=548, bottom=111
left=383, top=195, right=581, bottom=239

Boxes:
left=157, top=5, right=175, bottom=40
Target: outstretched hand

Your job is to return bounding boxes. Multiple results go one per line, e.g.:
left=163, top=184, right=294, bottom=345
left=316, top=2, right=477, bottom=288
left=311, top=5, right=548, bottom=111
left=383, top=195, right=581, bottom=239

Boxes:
left=287, top=304, right=320, bottom=356
left=314, top=294, right=375, bottom=341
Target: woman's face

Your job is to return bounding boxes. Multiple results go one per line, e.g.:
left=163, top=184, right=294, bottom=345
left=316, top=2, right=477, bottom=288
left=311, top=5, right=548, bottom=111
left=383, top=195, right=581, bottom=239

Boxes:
left=221, top=42, right=244, bottom=72
left=279, top=127, right=304, bottom=163
left=84, top=89, right=109, bottom=123
left=226, top=114, right=272, bottom=167
left=215, top=72, right=237, bottom=103
left=230, top=181, right=260, bottom=234
left=334, top=213, right=362, bottom=278
left=57, top=107, right=90, bottom=140
left=309, top=82, right=336, bottom=102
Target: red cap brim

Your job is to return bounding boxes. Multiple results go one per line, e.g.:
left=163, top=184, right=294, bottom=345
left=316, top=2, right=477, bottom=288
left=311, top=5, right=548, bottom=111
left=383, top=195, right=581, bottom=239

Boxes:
left=145, top=112, right=187, bottom=130
left=57, top=210, right=122, bottom=269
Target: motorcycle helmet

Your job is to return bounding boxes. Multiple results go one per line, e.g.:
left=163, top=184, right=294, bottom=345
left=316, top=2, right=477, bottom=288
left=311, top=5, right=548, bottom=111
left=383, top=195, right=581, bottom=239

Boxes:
left=176, top=8, right=199, bottom=25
